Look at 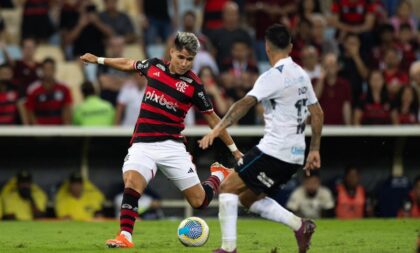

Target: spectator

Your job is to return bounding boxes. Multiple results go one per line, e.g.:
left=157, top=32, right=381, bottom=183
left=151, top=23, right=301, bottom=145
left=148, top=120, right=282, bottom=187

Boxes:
left=164, top=10, right=218, bottom=75
left=389, top=0, right=418, bottom=35
left=310, top=14, right=339, bottom=56
left=26, top=58, right=72, bottom=125
left=114, top=187, right=163, bottom=220
left=99, top=0, right=136, bottom=43
left=55, top=172, right=105, bottom=221
left=390, top=86, right=419, bottom=125
left=335, top=166, right=369, bottom=219
left=209, top=1, right=253, bottom=66
left=62, top=1, right=113, bottom=59
left=338, top=33, right=369, bottom=104
left=97, top=36, right=130, bottom=105
left=202, top=0, right=229, bottom=33
left=286, top=172, right=335, bottom=219
left=301, top=45, right=321, bottom=82
left=1, top=171, right=47, bottom=220
left=354, top=70, right=391, bottom=125
left=115, top=74, right=146, bottom=127
left=329, top=0, right=376, bottom=42
left=298, top=0, right=321, bottom=21
left=397, top=23, right=418, bottom=73
left=20, top=0, right=55, bottom=41
left=220, top=39, right=259, bottom=125
left=0, top=64, right=27, bottom=124
left=382, top=47, right=409, bottom=99
left=139, top=0, right=178, bottom=45
left=245, top=0, right=298, bottom=61
left=398, top=176, right=420, bottom=218
left=410, top=61, right=420, bottom=104
left=315, top=53, right=352, bottom=125
left=73, top=81, right=115, bottom=126
left=194, top=66, right=231, bottom=125
left=369, top=24, right=396, bottom=70
left=6, top=38, right=41, bottom=94
left=290, top=18, right=313, bottom=65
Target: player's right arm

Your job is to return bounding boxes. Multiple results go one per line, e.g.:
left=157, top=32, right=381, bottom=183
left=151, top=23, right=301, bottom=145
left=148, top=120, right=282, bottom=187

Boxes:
left=80, top=53, right=136, bottom=72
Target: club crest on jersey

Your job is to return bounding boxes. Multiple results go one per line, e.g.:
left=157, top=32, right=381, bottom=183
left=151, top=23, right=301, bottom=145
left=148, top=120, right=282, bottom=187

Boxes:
left=180, top=76, right=193, bottom=83
left=176, top=81, right=188, bottom=93
left=145, top=90, right=179, bottom=112
left=156, top=64, right=166, bottom=71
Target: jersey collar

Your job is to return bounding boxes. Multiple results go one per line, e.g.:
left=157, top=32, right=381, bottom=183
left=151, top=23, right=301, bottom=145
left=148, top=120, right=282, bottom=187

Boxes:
left=273, top=57, right=292, bottom=68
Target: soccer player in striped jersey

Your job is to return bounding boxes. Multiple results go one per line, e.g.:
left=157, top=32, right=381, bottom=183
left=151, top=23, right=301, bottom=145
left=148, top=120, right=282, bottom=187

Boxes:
left=80, top=32, right=242, bottom=248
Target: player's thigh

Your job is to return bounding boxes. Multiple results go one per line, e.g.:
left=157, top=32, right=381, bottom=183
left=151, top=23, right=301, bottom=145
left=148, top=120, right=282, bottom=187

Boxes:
left=235, top=146, right=299, bottom=195
left=219, top=172, right=248, bottom=194
left=157, top=142, right=200, bottom=191
left=122, top=144, right=158, bottom=192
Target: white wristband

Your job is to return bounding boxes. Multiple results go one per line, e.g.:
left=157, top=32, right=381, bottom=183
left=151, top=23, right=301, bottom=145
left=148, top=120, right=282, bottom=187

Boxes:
left=228, top=143, right=238, bottom=152
left=97, top=57, right=105, bottom=65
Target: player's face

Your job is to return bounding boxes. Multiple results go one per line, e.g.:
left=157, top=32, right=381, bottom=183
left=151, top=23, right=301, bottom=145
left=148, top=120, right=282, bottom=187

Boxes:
left=169, top=48, right=195, bottom=75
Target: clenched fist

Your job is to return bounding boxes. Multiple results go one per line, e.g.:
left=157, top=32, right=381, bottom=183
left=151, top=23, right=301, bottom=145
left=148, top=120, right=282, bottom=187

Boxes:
left=80, top=53, right=98, bottom=64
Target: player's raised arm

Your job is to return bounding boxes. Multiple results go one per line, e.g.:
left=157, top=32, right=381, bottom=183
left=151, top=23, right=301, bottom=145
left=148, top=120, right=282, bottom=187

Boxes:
left=201, top=111, right=243, bottom=161
left=80, top=53, right=136, bottom=72
left=198, top=95, right=257, bottom=150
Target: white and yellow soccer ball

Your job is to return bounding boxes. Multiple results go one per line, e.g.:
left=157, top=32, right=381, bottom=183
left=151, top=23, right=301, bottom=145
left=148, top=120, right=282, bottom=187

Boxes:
left=177, top=216, right=209, bottom=247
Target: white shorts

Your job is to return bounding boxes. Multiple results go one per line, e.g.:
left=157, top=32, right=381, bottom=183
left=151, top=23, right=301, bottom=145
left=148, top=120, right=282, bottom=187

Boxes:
left=122, top=140, right=200, bottom=191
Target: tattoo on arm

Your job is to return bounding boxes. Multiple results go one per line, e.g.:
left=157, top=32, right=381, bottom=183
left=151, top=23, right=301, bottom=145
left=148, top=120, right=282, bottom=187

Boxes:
left=217, top=96, right=257, bottom=130
left=308, top=103, right=324, bottom=151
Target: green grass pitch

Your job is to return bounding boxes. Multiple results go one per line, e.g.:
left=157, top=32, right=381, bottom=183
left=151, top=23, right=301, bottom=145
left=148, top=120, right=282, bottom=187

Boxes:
left=0, top=219, right=418, bottom=253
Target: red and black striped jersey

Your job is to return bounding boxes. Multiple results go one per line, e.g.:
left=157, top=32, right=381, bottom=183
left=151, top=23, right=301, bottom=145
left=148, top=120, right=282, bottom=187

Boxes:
left=0, top=81, right=21, bottom=125
left=26, top=81, right=72, bottom=125
left=131, top=58, right=213, bottom=143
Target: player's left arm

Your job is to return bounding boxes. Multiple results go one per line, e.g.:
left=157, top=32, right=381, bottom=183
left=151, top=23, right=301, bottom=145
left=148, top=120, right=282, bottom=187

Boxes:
left=202, top=111, right=243, bottom=160
left=198, top=95, right=257, bottom=150
left=304, top=103, right=324, bottom=175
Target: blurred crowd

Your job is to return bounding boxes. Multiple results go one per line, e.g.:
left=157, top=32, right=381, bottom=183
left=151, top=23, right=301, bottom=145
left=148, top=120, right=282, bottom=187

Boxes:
left=0, top=0, right=419, bottom=126
left=0, top=169, right=418, bottom=220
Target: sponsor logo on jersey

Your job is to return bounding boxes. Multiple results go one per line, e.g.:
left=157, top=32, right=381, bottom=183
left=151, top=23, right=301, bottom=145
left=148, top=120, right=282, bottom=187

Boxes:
left=152, top=70, right=160, bottom=77
left=54, top=91, right=63, bottom=101
left=145, top=90, right=179, bottom=112
left=176, top=81, right=188, bottom=93
left=156, top=63, right=166, bottom=71
left=180, top=76, right=193, bottom=83
left=257, top=172, right=274, bottom=188
left=291, top=146, right=305, bottom=155
left=187, top=168, right=194, bottom=173
left=197, top=91, right=210, bottom=107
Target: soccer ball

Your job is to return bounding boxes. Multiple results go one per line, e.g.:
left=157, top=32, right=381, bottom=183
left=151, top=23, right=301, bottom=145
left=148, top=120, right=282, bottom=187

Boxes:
left=177, top=216, right=209, bottom=247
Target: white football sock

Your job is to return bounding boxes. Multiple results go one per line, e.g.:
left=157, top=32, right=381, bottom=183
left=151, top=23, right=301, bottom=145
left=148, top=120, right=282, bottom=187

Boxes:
left=120, top=231, right=132, bottom=242
left=219, top=193, right=238, bottom=252
left=211, top=171, right=225, bottom=182
left=249, top=197, right=302, bottom=231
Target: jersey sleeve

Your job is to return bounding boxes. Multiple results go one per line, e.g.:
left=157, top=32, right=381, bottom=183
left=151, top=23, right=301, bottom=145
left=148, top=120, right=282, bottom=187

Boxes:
left=191, top=83, right=213, bottom=113
left=247, top=71, right=279, bottom=102
left=306, top=76, right=318, bottom=105
left=133, top=58, right=157, bottom=76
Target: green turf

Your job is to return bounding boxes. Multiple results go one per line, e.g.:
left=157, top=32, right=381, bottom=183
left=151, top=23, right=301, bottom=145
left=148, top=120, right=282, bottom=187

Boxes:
left=0, top=219, right=418, bottom=253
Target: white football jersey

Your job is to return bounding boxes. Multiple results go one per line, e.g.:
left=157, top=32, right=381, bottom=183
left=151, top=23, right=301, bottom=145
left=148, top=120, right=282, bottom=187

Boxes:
left=247, top=57, right=318, bottom=165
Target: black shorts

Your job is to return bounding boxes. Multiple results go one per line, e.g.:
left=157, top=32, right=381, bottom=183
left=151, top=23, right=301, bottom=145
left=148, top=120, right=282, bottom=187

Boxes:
left=235, top=146, right=300, bottom=195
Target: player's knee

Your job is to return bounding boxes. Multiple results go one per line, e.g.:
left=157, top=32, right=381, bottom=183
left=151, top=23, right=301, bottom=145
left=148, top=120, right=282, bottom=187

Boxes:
left=123, top=173, right=142, bottom=191
left=219, top=181, right=235, bottom=194
left=189, top=196, right=204, bottom=209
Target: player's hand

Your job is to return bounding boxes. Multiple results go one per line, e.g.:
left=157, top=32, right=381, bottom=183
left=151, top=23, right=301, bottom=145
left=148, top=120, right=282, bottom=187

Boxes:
left=80, top=53, right=98, bottom=64
left=198, top=128, right=221, bottom=149
left=303, top=150, right=321, bottom=176
left=232, top=150, right=243, bottom=161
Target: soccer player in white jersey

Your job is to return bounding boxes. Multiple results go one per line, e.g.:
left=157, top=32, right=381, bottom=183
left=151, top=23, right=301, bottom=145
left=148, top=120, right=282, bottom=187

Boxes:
left=199, top=24, right=324, bottom=253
